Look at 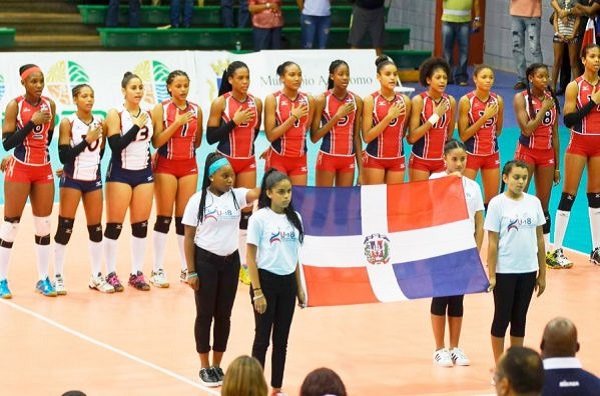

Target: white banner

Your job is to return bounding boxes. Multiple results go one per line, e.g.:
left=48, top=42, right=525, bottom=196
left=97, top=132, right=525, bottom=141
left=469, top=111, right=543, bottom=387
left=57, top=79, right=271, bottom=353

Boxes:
left=0, top=49, right=380, bottom=134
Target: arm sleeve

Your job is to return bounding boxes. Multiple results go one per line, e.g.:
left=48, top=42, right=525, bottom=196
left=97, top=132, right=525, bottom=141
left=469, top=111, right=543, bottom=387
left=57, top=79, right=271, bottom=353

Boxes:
left=58, top=141, right=87, bottom=164
left=2, top=121, right=35, bottom=150
left=107, top=125, right=140, bottom=153
left=564, top=101, right=596, bottom=127
left=206, top=120, right=235, bottom=144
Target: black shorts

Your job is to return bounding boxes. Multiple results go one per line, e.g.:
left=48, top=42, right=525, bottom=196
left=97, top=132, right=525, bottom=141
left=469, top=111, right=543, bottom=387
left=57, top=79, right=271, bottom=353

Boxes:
left=59, top=175, right=103, bottom=193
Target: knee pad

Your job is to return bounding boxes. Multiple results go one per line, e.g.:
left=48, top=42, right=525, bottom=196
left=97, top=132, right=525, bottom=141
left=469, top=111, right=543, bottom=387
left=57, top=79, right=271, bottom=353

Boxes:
left=587, top=192, right=600, bottom=208
left=0, top=217, right=20, bottom=248
left=558, top=193, right=576, bottom=211
left=35, top=234, right=51, bottom=245
left=87, top=224, right=103, bottom=242
left=104, top=222, right=123, bottom=240
left=175, top=216, right=184, bottom=236
left=239, top=211, right=252, bottom=230
left=54, top=216, right=74, bottom=245
left=542, top=210, right=551, bottom=235
left=33, top=215, right=51, bottom=236
left=131, top=221, right=148, bottom=238
left=153, top=216, right=171, bottom=234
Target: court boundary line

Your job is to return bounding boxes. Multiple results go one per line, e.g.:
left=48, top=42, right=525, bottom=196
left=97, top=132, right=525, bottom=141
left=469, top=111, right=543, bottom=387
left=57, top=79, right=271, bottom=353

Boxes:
left=0, top=299, right=220, bottom=396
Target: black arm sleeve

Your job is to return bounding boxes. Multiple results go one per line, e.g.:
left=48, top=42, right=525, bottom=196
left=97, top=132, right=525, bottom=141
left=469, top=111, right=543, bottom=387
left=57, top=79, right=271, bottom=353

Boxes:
left=58, top=141, right=88, bottom=165
left=564, top=101, right=596, bottom=128
left=107, top=125, right=140, bottom=153
left=206, top=120, right=236, bottom=144
left=2, top=121, right=35, bottom=150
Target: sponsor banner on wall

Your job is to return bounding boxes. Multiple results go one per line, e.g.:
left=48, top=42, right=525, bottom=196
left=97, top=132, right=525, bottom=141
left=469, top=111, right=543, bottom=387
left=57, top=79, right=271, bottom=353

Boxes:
left=0, top=49, right=379, bottom=134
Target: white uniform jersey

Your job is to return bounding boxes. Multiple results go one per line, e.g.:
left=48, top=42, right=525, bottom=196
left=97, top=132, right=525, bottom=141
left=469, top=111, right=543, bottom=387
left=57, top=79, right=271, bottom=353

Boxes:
left=64, top=114, right=103, bottom=181
left=116, top=107, right=153, bottom=170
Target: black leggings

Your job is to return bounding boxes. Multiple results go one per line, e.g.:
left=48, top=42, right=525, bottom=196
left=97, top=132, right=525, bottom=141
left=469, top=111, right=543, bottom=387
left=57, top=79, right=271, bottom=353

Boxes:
left=430, top=295, right=464, bottom=317
left=193, top=247, right=240, bottom=354
left=491, top=272, right=536, bottom=338
left=251, top=269, right=297, bottom=389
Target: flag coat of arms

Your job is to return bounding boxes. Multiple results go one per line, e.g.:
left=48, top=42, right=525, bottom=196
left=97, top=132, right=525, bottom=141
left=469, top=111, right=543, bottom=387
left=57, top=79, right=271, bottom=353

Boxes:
left=293, top=177, right=489, bottom=307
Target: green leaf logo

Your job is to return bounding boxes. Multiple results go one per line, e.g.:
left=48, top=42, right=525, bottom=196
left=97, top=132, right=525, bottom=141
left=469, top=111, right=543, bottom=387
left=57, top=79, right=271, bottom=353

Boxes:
left=67, top=61, right=89, bottom=85
left=152, top=61, right=170, bottom=102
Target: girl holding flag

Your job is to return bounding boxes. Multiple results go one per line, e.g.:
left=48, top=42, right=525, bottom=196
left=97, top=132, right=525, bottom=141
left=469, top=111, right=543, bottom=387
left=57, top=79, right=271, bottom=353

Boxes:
left=429, top=139, right=484, bottom=367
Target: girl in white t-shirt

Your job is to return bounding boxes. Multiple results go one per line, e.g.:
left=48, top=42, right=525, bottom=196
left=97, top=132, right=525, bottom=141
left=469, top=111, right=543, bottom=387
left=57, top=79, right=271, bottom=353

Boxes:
left=246, top=169, right=306, bottom=396
left=429, top=139, right=484, bottom=368
left=182, top=152, right=259, bottom=387
left=484, top=160, right=546, bottom=366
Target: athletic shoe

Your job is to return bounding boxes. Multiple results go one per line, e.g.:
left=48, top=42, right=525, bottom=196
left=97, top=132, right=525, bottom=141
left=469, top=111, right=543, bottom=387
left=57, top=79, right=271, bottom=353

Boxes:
left=54, top=275, right=67, bottom=296
left=239, top=265, right=251, bottom=285
left=433, top=348, right=453, bottom=367
left=180, top=269, right=188, bottom=283
left=128, top=271, right=150, bottom=291
left=106, top=272, right=124, bottom=292
left=212, top=366, right=224, bottom=385
left=150, top=269, right=170, bottom=288
left=89, top=273, right=115, bottom=293
left=198, top=367, right=220, bottom=387
left=0, top=279, right=12, bottom=299
left=35, top=277, right=57, bottom=297
left=590, top=247, right=600, bottom=265
left=547, top=248, right=573, bottom=269
left=450, top=347, right=470, bottom=366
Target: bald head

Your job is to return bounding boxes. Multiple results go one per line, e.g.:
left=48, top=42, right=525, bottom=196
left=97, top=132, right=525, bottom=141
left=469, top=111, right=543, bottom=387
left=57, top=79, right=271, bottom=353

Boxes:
left=540, top=317, right=579, bottom=358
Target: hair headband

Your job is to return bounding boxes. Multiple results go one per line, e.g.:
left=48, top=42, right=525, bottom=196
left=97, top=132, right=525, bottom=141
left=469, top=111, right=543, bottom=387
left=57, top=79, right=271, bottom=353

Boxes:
left=208, top=157, right=230, bottom=177
left=20, top=66, right=42, bottom=81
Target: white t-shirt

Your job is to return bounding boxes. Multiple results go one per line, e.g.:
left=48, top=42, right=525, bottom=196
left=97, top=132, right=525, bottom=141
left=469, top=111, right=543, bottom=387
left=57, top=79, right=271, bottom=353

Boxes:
left=247, top=207, right=302, bottom=276
left=430, top=172, right=484, bottom=229
left=182, top=187, right=249, bottom=256
left=484, top=193, right=545, bottom=274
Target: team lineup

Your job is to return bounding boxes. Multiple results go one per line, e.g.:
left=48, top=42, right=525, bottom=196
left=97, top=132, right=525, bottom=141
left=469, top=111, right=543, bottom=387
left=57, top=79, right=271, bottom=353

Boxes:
left=1, top=44, right=599, bottom=391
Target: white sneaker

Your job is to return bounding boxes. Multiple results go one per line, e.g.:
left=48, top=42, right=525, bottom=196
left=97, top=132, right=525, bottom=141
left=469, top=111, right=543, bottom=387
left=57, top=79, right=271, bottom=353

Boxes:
left=89, top=273, right=115, bottom=293
left=433, top=348, right=453, bottom=367
left=150, top=269, right=170, bottom=288
left=54, top=275, right=67, bottom=296
left=450, top=347, right=470, bottom=366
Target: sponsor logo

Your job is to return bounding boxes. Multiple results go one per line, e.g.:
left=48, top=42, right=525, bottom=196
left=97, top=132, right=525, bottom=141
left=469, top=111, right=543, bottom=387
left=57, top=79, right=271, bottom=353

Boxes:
left=46, top=60, right=90, bottom=105
left=133, top=60, right=170, bottom=105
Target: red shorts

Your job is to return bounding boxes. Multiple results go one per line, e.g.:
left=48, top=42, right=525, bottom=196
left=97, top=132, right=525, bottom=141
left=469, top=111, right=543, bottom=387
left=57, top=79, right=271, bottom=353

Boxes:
left=362, top=152, right=405, bottom=171
left=466, top=152, right=500, bottom=171
left=220, top=153, right=256, bottom=174
left=316, top=151, right=355, bottom=173
left=153, top=155, right=198, bottom=178
left=566, top=132, right=600, bottom=157
left=408, top=153, right=445, bottom=173
left=4, top=157, right=53, bottom=184
left=265, top=149, right=307, bottom=176
left=514, top=144, right=555, bottom=167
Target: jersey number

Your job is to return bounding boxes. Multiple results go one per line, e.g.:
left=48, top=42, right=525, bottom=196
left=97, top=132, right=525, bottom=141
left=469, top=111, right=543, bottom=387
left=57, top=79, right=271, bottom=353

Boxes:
left=136, top=126, right=149, bottom=141
left=535, top=109, right=553, bottom=126
left=32, top=124, right=44, bottom=140
left=81, top=135, right=100, bottom=151
left=477, top=111, right=495, bottom=128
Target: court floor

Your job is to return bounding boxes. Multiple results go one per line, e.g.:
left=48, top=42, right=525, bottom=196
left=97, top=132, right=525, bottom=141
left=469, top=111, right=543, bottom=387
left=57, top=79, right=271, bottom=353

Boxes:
left=0, top=205, right=598, bottom=396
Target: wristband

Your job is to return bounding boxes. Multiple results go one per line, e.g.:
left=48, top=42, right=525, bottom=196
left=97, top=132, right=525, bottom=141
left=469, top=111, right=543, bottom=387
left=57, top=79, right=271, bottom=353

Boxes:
left=427, top=114, right=440, bottom=125
left=473, top=16, right=481, bottom=22
left=187, top=272, right=198, bottom=279
left=253, top=287, right=262, bottom=291
left=253, top=294, right=264, bottom=301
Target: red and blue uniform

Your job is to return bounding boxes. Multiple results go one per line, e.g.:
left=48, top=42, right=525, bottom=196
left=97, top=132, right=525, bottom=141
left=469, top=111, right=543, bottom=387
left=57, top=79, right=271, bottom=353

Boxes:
left=463, top=91, right=501, bottom=171
left=566, top=76, right=600, bottom=157
left=515, top=90, right=557, bottom=167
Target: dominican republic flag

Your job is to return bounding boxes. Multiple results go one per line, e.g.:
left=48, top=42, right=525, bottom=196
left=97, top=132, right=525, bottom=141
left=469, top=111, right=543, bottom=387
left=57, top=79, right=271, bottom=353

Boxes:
left=581, top=17, right=596, bottom=57
left=294, top=177, right=489, bottom=307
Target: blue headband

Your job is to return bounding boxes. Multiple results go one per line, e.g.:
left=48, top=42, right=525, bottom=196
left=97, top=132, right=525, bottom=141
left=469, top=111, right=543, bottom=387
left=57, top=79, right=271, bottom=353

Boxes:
left=208, top=157, right=230, bottom=177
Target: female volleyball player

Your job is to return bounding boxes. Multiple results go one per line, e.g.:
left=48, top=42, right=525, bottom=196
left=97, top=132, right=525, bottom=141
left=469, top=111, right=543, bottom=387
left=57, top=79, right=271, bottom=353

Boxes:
left=361, top=55, right=410, bottom=185
left=0, top=64, right=56, bottom=298
left=263, top=61, right=315, bottom=186
left=150, top=70, right=202, bottom=287
left=311, top=59, right=363, bottom=186
left=408, top=57, right=456, bottom=181
left=458, top=64, right=504, bottom=210
left=103, top=71, right=155, bottom=292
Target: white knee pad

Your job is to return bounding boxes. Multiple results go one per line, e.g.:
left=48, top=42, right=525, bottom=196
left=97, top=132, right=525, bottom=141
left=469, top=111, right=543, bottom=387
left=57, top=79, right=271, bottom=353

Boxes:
left=33, top=216, right=51, bottom=236
left=0, top=221, right=19, bottom=242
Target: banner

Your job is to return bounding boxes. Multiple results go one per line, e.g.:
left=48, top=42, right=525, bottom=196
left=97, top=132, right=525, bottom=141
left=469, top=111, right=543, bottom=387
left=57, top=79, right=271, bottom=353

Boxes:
left=293, top=177, right=489, bottom=307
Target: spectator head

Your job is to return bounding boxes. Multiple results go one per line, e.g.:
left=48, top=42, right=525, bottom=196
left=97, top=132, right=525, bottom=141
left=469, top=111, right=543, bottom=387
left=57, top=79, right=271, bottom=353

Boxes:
left=300, top=367, right=347, bottom=396
left=540, top=317, right=580, bottom=359
left=221, top=355, right=268, bottom=396
left=494, top=346, right=544, bottom=396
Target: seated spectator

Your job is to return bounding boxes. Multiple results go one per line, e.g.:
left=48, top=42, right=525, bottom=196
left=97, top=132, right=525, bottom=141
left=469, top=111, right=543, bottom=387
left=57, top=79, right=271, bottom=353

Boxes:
left=300, top=367, right=347, bottom=396
left=540, top=317, right=600, bottom=395
left=248, top=0, right=284, bottom=50
left=106, top=0, right=140, bottom=28
left=221, top=355, right=268, bottom=396
left=297, top=0, right=331, bottom=49
left=494, top=346, right=545, bottom=396
left=222, top=0, right=250, bottom=28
